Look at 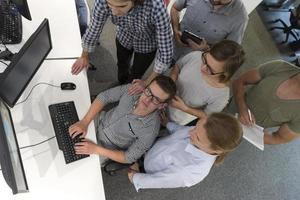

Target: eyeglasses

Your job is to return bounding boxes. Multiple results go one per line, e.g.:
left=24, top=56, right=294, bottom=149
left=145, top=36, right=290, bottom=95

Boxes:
left=143, top=87, right=165, bottom=105
left=201, top=52, right=224, bottom=75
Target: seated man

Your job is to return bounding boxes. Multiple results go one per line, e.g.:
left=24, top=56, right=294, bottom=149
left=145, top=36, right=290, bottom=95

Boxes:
left=232, top=60, right=300, bottom=145
left=127, top=112, right=242, bottom=190
left=69, top=75, right=176, bottom=164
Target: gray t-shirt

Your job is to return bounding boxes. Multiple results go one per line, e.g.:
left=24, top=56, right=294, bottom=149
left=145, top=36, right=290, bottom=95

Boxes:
left=173, top=0, right=248, bottom=60
left=168, top=51, right=230, bottom=125
left=96, top=84, right=160, bottom=163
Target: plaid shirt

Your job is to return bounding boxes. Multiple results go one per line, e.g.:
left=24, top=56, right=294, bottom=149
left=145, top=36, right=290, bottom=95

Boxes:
left=82, top=0, right=173, bottom=73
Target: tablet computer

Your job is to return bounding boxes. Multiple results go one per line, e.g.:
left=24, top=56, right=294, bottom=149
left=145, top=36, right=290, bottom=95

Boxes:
left=181, top=30, right=203, bottom=44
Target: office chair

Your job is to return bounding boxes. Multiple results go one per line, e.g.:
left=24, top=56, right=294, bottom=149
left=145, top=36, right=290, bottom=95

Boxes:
left=269, top=8, right=300, bottom=43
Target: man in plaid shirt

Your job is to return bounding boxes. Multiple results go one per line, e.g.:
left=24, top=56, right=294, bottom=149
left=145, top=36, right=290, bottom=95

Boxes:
left=71, top=0, right=173, bottom=86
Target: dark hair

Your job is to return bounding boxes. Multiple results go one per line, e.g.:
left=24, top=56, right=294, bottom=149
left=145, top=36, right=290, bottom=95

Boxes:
left=150, top=75, right=177, bottom=102
left=209, top=40, right=245, bottom=83
left=204, top=112, right=243, bottom=165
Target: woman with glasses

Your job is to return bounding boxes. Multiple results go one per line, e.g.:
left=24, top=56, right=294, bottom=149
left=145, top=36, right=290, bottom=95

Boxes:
left=168, top=40, right=245, bottom=125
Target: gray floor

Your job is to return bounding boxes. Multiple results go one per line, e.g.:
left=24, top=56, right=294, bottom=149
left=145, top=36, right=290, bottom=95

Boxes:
left=84, top=1, right=300, bottom=199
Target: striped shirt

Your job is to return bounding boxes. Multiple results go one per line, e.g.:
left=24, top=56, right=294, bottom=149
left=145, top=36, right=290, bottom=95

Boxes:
left=96, top=84, right=160, bottom=163
left=82, top=0, right=173, bottom=74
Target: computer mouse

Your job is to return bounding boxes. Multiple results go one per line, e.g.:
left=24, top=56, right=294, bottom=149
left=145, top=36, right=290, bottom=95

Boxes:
left=60, top=82, right=76, bottom=90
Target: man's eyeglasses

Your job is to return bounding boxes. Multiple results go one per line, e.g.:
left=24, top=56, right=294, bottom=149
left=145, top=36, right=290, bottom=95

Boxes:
left=201, top=52, right=224, bottom=76
left=143, top=87, right=165, bottom=105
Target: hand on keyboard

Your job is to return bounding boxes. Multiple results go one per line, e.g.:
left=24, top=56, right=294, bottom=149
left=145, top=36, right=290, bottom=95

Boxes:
left=74, top=138, right=100, bottom=155
left=69, top=120, right=88, bottom=138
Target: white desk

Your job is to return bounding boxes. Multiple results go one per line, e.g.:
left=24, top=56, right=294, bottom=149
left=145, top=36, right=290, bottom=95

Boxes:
left=6, top=0, right=82, bottom=59
left=0, top=60, right=106, bottom=200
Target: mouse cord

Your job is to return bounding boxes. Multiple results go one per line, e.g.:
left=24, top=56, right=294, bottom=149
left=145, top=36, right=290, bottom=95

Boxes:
left=19, top=136, right=56, bottom=150
left=15, top=82, right=60, bottom=106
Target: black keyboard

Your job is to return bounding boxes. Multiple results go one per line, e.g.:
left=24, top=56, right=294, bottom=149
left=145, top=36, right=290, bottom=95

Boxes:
left=0, top=1, right=22, bottom=44
left=48, top=101, right=89, bottom=164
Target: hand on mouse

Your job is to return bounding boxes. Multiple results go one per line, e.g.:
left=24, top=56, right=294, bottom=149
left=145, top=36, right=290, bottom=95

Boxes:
left=68, top=120, right=88, bottom=138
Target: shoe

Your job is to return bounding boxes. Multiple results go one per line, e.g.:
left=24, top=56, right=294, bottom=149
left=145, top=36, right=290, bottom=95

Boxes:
left=103, top=160, right=132, bottom=176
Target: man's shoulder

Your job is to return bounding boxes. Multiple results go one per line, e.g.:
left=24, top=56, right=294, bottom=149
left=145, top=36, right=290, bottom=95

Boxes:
left=231, top=0, right=248, bottom=18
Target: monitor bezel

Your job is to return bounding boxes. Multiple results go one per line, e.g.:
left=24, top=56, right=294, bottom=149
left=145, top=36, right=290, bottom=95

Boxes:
left=0, top=18, right=52, bottom=108
left=0, top=100, right=29, bottom=194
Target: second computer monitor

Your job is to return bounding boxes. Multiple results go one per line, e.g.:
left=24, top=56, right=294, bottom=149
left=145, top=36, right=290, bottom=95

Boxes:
left=0, top=18, right=52, bottom=107
left=11, top=0, right=32, bottom=20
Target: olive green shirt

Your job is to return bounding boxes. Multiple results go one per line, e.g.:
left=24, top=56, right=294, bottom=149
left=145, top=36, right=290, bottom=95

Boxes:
left=246, top=60, right=300, bottom=134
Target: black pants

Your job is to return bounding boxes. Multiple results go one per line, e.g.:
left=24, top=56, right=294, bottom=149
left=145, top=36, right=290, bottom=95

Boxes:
left=116, top=38, right=156, bottom=84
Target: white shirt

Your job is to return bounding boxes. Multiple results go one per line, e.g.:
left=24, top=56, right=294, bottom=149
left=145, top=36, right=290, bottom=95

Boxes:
left=169, top=51, right=230, bottom=125
left=132, top=122, right=217, bottom=191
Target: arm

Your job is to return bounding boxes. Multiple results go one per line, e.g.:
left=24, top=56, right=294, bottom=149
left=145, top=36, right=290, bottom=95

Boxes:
left=131, top=166, right=207, bottom=191
left=72, top=0, right=109, bottom=74
left=170, top=4, right=186, bottom=47
left=69, top=85, right=128, bottom=137
left=232, top=69, right=262, bottom=125
left=153, top=2, right=173, bottom=76
left=169, top=64, right=180, bottom=82
left=69, top=98, right=105, bottom=138
left=74, top=139, right=128, bottom=163
left=170, top=96, right=206, bottom=119
left=264, top=124, right=300, bottom=145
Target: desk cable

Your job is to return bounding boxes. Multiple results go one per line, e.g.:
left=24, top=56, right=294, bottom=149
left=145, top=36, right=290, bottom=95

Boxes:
left=0, top=60, right=8, bottom=66
left=16, top=82, right=60, bottom=106
left=19, top=136, right=56, bottom=150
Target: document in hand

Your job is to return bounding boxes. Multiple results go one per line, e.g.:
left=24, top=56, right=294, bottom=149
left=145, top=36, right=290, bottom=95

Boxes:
left=241, top=124, right=264, bottom=151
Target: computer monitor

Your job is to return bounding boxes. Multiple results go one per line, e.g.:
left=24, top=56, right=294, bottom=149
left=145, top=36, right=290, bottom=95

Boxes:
left=0, top=18, right=52, bottom=107
left=11, top=0, right=32, bottom=20
left=0, top=99, right=28, bottom=194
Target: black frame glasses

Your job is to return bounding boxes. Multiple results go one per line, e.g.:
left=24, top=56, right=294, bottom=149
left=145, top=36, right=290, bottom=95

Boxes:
left=143, top=87, right=165, bottom=105
left=201, top=52, right=224, bottom=75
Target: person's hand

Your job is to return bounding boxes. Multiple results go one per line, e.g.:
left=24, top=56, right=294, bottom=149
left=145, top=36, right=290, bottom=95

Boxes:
left=174, top=31, right=188, bottom=47
left=170, top=95, right=188, bottom=112
left=238, top=108, right=256, bottom=126
left=128, top=79, right=146, bottom=95
left=186, top=38, right=209, bottom=51
left=160, top=109, right=169, bottom=127
left=128, top=162, right=140, bottom=183
left=69, top=120, right=88, bottom=138
left=71, top=56, right=90, bottom=75
left=74, top=139, right=99, bottom=155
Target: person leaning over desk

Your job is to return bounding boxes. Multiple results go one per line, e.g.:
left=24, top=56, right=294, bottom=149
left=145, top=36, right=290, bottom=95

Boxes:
left=71, top=0, right=173, bottom=86
left=68, top=75, right=176, bottom=164
left=168, top=40, right=245, bottom=126
left=232, top=60, right=300, bottom=145
left=170, top=0, right=248, bottom=60
left=127, top=112, right=243, bottom=190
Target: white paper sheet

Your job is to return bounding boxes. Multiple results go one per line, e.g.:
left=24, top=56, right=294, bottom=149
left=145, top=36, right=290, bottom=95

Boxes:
left=241, top=124, right=264, bottom=151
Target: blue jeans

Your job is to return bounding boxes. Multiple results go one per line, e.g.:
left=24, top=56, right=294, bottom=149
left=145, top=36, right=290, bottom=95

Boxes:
left=75, top=0, right=88, bottom=36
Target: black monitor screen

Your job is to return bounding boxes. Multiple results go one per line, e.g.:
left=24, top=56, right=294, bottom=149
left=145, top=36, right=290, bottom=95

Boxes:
left=10, top=0, right=32, bottom=20
left=0, top=100, right=28, bottom=194
left=0, top=18, right=52, bottom=107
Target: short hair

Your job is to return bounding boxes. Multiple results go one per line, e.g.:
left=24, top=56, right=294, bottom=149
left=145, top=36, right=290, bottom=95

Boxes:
left=204, top=112, right=243, bottom=165
left=150, top=75, right=177, bottom=103
left=209, top=40, right=245, bottom=83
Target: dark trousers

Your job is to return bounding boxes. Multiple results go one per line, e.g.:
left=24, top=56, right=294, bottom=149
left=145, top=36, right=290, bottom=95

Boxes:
left=116, top=38, right=156, bottom=84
